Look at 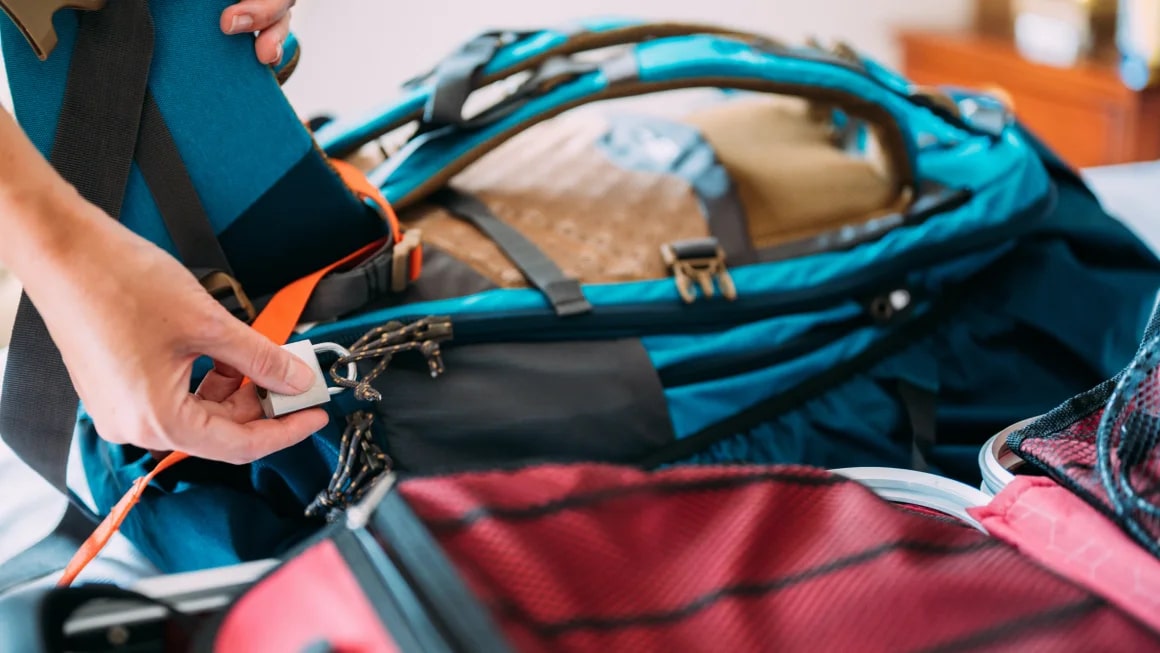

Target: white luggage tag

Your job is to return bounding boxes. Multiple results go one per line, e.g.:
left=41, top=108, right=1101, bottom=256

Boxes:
left=256, top=340, right=358, bottom=418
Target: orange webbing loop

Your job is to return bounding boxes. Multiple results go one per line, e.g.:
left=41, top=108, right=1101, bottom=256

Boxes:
left=57, top=163, right=416, bottom=586
left=330, top=158, right=422, bottom=284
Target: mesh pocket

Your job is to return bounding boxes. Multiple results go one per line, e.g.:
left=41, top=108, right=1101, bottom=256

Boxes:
left=1008, top=332, right=1160, bottom=560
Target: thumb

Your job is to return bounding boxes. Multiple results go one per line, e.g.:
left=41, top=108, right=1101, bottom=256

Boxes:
left=201, top=319, right=316, bottom=396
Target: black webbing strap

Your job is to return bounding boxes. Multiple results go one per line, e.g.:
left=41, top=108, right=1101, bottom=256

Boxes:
left=0, top=0, right=156, bottom=494
left=370, top=488, right=515, bottom=653
left=299, top=240, right=395, bottom=323
left=897, top=380, right=937, bottom=472
left=0, top=503, right=96, bottom=595
left=2, top=0, right=231, bottom=497
left=432, top=188, right=592, bottom=316
left=137, top=91, right=233, bottom=276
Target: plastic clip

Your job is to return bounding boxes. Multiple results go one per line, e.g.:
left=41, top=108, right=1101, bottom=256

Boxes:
left=661, top=238, right=738, bottom=304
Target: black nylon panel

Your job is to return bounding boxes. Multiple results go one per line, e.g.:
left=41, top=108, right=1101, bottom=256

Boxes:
left=370, top=339, right=675, bottom=473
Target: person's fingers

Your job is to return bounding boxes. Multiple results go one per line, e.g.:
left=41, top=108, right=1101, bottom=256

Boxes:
left=254, top=12, right=292, bottom=65
left=176, top=403, right=328, bottom=465
left=220, top=0, right=293, bottom=35
left=193, top=382, right=266, bottom=424
left=195, top=315, right=316, bottom=397
left=194, top=361, right=245, bottom=403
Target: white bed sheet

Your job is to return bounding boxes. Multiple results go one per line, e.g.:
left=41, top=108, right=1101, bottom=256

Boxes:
left=0, top=162, right=1158, bottom=590
left=0, top=348, right=157, bottom=590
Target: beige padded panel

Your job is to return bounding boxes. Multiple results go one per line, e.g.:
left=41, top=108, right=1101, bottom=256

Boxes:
left=395, top=96, right=902, bottom=288
left=399, top=113, right=709, bottom=288
left=683, top=96, right=901, bottom=250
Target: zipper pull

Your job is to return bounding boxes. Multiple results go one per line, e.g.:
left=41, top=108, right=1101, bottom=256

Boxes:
left=329, top=316, right=454, bottom=400
left=867, top=288, right=912, bottom=323
left=661, top=238, right=738, bottom=305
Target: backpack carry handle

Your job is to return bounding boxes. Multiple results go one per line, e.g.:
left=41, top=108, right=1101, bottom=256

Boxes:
left=314, top=18, right=784, bottom=159
left=370, top=34, right=931, bottom=212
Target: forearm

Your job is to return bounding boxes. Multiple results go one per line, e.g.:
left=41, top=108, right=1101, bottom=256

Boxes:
left=0, top=108, right=100, bottom=291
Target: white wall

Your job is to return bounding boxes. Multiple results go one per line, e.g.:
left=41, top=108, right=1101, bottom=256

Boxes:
left=281, top=0, right=974, bottom=119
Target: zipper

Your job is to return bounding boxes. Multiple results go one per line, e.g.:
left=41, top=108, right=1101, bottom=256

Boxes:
left=315, top=183, right=1053, bottom=353
left=639, top=290, right=960, bottom=469
left=659, top=313, right=871, bottom=388
left=658, top=287, right=914, bottom=388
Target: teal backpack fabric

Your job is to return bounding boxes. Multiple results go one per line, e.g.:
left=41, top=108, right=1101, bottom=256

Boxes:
left=3, top=8, right=1159, bottom=575
left=0, top=1, right=385, bottom=298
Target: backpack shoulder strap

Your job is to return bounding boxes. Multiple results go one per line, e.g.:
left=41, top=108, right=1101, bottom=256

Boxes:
left=1, top=0, right=176, bottom=493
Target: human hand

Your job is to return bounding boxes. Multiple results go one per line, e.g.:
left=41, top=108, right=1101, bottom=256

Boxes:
left=21, top=194, right=329, bottom=465
left=221, top=0, right=296, bottom=65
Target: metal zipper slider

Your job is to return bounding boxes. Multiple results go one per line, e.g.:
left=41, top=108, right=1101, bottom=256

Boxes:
left=661, top=238, right=738, bottom=304
left=867, top=288, right=912, bottom=323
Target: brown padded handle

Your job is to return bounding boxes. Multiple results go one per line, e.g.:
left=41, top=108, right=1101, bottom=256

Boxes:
left=0, top=0, right=107, bottom=61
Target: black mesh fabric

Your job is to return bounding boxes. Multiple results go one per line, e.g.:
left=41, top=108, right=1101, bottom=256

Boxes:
left=1008, top=296, right=1160, bottom=560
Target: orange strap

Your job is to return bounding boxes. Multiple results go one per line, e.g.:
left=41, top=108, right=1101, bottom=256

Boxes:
left=57, top=165, right=416, bottom=586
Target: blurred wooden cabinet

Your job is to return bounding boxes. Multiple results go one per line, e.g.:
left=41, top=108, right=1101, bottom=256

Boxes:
left=898, top=29, right=1160, bottom=168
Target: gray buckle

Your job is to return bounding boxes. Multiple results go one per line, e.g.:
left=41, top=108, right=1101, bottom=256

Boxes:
left=957, top=94, right=1013, bottom=137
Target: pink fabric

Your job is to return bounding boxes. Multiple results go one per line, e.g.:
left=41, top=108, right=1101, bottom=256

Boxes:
left=969, top=477, right=1160, bottom=632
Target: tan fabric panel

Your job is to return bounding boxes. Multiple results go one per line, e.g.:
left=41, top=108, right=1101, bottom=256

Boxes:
left=683, top=96, right=901, bottom=250
left=395, top=95, right=902, bottom=288
left=399, top=113, right=709, bottom=288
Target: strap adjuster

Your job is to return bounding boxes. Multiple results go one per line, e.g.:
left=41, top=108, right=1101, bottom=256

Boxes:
left=661, top=238, right=738, bottom=304
left=200, top=270, right=257, bottom=323
left=390, top=229, right=423, bottom=293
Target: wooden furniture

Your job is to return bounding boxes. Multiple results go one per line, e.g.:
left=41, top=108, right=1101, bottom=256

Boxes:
left=898, top=29, right=1160, bottom=168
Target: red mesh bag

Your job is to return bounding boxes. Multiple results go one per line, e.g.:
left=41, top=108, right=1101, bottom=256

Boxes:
left=206, top=463, right=1159, bottom=653
left=1007, top=318, right=1160, bottom=560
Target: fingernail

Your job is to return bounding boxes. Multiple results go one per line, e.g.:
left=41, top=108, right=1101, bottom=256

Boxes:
left=287, top=357, right=316, bottom=394
left=271, top=41, right=284, bottom=65
left=229, top=14, right=254, bottom=34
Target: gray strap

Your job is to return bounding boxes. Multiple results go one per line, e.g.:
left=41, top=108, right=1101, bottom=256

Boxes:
left=596, top=114, right=755, bottom=265
left=599, top=51, right=640, bottom=86
left=432, top=188, right=592, bottom=316
left=299, top=241, right=395, bottom=323
left=675, top=140, right=756, bottom=266
left=422, top=34, right=502, bottom=128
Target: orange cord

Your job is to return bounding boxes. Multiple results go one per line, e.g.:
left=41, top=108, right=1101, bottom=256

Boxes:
left=57, top=164, right=415, bottom=586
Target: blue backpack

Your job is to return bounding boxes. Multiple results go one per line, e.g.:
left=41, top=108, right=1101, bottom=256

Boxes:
left=2, top=2, right=1159, bottom=577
